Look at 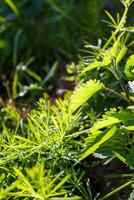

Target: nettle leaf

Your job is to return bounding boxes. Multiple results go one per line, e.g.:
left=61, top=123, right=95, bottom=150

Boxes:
left=90, top=108, right=134, bottom=132
left=70, top=80, right=104, bottom=112
left=108, top=35, right=128, bottom=65
left=81, top=55, right=111, bottom=74
left=84, top=128, right=127, bottom=160
left=124, top=54, right=134, bottom=80
left=116, top=45, right=128, bottom=64
left=96, top=131, right=128, bottom=158
left=79, top=126, right=116, bottom=161
left=126, top=145, right=134, bottom=168
left=81, top=36, right=127, bottom=74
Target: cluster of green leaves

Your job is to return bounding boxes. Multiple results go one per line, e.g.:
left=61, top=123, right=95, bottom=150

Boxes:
left=0, top=0, right=134, bottom=199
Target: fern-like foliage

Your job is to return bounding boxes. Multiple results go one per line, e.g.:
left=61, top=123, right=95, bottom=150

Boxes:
left=0, top=98, right=83, bottom=168
left=70, top=80, right=104, bottom=112
left=124, top=55, right=134, bottom=80
left=0, top=162, right=81, bottom=200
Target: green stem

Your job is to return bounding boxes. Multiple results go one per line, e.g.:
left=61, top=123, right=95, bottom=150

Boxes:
left=103, top=6, right=128, bottom=50
left=118, top=76, right=131, bottom=104
left=103, top=30, right=118, bottom=50
left=105, top=173, right=134, bottom=179
left=103, top=4, right=131, bottom=104
left=109, top=58, right=131, bottom=105
left=115, top=67, right=131, bottom=105
left=105, top=87, right=128, bottom=103
left=99, top=179, right=134, bottom=200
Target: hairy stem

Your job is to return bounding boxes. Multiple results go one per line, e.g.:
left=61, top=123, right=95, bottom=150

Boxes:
left=105, top=87, right=129, bottom=103
left=115, top=67, right=131, bottom=105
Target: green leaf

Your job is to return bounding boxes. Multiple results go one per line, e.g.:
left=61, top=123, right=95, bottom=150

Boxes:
left=90, top=108, right=134, bottom=132
left=96, top=131, right=127, bottom=158
left=105, top=11, right=117, bottom=26
left=124, top=54, right=134, bottom=80
left=81, top=36, right=127, bottom=74
left=26, top=69, right=42, bottom=82
left=116, top=45, right=128, bottom=64
left=50, top=174, right=70, bottom=195
left=126, top=146, right=134, bottom=168
left=113, top=151, right=126, bottom=164
left=70, top=80, right=104, bottom=112
left=5, top=0, right=19, bottom=15
left=109, top=36, right=127, bottom=65
left=50, top=197, right=82, bottom=200
left=42, top=61, right=58, bottom=85
left=13, top=167, right=35, bottom=192
left=79, top=126, right=116, bottom=161
left=123, top=126, right=134, bottom=131
left=81, top=55, right=111, bottom=74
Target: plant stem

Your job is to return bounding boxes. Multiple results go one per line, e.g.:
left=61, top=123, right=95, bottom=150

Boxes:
left=99, top=179, right=134, bottom=200
left=118, top=76, right=131, bottom=104
left=103, top=6, right=128, bottom=50
left=110, top=58, right=131, bottom=105
left=115, top=67, right=131, bottom=105
left=105, top=173, right=134, bottom=179
left=105, top=87, right=129, bottom=103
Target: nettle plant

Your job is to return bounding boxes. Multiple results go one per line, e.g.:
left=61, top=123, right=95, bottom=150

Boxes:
left=0, top=0, right=134, bottom=199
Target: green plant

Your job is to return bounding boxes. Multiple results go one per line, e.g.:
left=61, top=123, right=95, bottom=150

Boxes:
left=75, top=0, right=134, bottom=198
left=0, top=162, right=81, bottom=200
left=0, top=0, right=134, bottom=199
left=0, top=0, right=106, bottom=104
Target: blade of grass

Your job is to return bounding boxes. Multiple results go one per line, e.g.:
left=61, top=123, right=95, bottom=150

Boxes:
left=99, top=179, right=134, bottom=200
left=5, top=0, right=19, bottom=15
